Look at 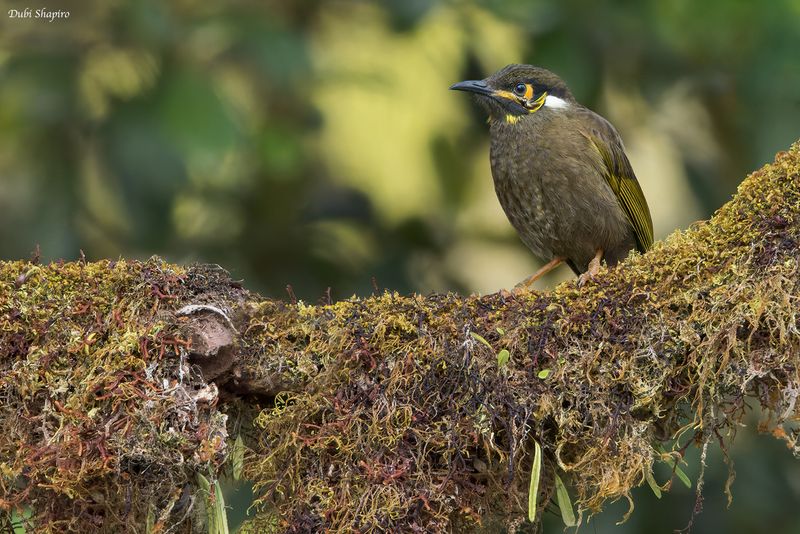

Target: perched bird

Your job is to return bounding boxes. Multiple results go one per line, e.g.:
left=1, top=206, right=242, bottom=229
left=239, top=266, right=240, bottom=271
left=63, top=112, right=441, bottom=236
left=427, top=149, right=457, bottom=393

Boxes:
left=451, top=64, right=653, bottom=287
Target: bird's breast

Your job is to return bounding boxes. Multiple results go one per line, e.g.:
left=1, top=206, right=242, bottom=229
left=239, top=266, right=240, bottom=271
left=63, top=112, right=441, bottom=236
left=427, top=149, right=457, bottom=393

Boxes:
left=487, top=118, right=634, bottom=269
left=488, top=123, right=554, bottom=258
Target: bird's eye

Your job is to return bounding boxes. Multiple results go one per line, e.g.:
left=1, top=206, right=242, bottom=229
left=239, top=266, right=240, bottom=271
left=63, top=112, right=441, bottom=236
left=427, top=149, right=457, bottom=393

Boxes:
left=513, top=83, right=527, bottom=96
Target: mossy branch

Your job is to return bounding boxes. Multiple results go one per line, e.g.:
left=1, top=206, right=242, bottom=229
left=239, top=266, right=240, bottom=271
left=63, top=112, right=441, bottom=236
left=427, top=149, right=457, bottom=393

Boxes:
left=1, top=143, right=799, bottom=533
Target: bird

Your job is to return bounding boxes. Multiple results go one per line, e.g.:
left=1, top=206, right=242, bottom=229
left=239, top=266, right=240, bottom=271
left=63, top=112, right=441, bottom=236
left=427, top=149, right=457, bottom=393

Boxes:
left=450, top=64, right=653, bottom=288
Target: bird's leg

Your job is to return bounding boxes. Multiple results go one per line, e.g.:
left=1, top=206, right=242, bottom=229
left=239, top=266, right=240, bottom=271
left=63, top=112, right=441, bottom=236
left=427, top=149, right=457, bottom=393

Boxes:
left=509, top=256, right=565, bottom=295
left=578, top=249, right=603, bottom=286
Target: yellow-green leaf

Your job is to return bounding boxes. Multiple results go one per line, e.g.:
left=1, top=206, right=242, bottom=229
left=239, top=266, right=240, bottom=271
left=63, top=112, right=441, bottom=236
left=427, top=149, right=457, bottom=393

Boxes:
left=497, top=349, right=510, bottom=367
left=196, top=472, right=210, bottom=491
left=537, top=369, right=551, bottom=379
left=646, top=470, right=662, bottom=499
left=211, top=479, right=230, bottom=534
left=674, top=464, right=692, bottom=488
left=11, top=507, right=32, bottom=534
left=145, top=505, right=155, bottom=534
left=528, top=440, right=542, bottom=523
left=231, top=434, right=244, bottom=481
left=196, top=473, right=230, bottom=534
left=657, top=446, right=692, bottom=488
left=554, top=474, right=576, bottom=526
left=470, top=331, right=492, bottom=349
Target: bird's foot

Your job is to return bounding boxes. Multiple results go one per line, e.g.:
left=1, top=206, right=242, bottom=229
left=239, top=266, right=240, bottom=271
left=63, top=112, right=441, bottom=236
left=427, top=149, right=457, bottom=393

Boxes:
left=514, top=257, right=566, bottom=293
left=577, top=271, right=595, bottom=287
left=577, top=249, right=603, bottom=287
left=498, top=256, right=568, bottom=296
left=510, top=283, right=532, bottom=296
left=499, top=284, right=529, bottom=299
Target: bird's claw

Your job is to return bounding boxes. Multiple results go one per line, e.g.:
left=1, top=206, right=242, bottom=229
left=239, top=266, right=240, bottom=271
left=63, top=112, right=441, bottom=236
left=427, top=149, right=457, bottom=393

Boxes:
left=511, top=285, right=529, bottom=296
left=499, top=284, right=530, bottom=299
left=577, top=272, right=594, bottom=287
left=578, top=249, right=603, bottom=287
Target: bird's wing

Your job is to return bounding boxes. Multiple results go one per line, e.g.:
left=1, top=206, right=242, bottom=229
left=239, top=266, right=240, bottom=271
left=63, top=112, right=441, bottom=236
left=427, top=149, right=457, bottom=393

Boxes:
left=578, top=111, right=653, bottom=253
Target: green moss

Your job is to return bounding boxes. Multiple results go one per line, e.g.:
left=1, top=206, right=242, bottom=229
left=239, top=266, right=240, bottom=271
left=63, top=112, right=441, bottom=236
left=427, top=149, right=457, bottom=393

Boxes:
left=240, top=143, right=800, bottom=531
left=0, top=259, right=232, bottom=533
left=2, top=143, right=799, bottom=533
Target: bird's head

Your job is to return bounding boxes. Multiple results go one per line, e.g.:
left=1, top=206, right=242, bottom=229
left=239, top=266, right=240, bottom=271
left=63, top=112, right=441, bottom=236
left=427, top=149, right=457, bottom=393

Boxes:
left=450, top=64, right=575, bottom=124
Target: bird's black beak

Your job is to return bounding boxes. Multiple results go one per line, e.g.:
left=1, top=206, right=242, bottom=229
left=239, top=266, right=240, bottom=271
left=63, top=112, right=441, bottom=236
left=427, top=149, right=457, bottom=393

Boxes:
left=449, top=79, right=493, bottom=96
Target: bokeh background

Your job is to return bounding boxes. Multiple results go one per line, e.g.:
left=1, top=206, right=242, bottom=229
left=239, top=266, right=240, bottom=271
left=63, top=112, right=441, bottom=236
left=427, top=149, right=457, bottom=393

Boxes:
left=1, top=0, right=799, bottom=532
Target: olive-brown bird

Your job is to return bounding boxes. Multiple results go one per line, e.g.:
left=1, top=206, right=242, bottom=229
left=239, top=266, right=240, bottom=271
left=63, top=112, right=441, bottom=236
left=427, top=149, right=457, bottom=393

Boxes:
left=451, top=64, right=653, bottom=287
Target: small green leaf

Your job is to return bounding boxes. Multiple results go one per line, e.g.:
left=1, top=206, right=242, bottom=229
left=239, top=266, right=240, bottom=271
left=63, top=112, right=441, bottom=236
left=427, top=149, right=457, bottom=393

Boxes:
left=470, top=331, right=492, bottom=349
left=197, top=474, right=229, bottom=534
left=646, top=470, right=662, bottom=499
left=537, top=369, right=551, bottom=379
left=496, top=327, right=506, bottom=336
left=528, top=440, right=542, bottom=523
left=145, top=505, right=155, bottom=534
left=657, top=446, right=692, bottom=488
left=211, top=479, right=230, bottom=534
left=497, top=349, right=510, bottom=367
left=231, top=434, right=244, bottom=481
left=11, top=507, right=32, bottom=534
left=674, top=464, right=692, bottom=488
left=554, top=474, right=577, bottom=526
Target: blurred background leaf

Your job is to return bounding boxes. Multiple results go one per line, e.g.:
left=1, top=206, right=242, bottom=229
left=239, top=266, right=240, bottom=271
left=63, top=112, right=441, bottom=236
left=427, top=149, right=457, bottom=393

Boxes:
left=1, top=0, right=799, bottom=531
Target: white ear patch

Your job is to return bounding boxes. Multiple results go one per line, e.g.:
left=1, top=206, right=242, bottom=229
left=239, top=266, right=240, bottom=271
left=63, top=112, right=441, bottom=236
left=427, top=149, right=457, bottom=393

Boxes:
left=544, top=95, right=570, bottom=110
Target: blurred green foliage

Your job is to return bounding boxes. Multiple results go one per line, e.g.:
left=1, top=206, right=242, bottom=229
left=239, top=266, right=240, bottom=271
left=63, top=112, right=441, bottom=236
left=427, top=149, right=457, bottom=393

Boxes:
left=1, top=0, right=799, bottom=531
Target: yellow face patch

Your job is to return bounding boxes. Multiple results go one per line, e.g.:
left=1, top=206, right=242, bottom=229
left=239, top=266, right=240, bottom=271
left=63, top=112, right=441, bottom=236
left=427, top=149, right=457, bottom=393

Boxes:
left=492, top=86, right=547, bottom=114
left=493, top=89, right=518, bottom=101
left=525, top=91, right=547, bottom=113
left=523, top=84, right=534, bottom=100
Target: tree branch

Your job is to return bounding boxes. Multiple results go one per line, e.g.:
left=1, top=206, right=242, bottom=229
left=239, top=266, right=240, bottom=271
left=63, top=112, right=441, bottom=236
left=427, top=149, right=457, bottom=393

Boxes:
left=1, top=142, right=799, bottom=533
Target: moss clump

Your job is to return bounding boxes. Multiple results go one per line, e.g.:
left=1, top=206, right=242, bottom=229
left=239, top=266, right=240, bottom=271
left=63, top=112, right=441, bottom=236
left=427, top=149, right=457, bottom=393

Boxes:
left=0, top=259, right=237, bottom=533
left=1, top=143, right=799, bottom=533
left=240, top=143, right=800, bottom=532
